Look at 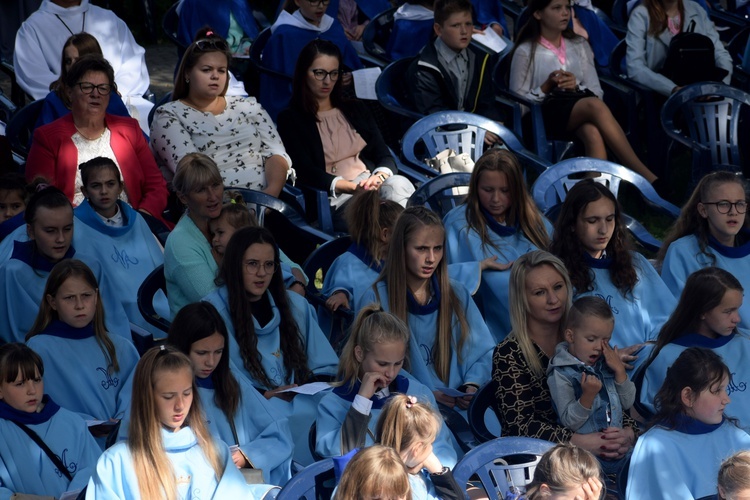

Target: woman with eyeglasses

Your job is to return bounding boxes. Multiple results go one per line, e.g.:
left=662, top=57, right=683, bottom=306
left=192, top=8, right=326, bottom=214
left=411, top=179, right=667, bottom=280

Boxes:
left=259, top=0, right=364, bottom=121
left=659, top=171, right=750, bottom=329
left=26, top=54, right=169, bottom=225
left=277, top=39, right=414, bottom=232
left=151, top=28, right=292, bottom=197
left=202, top=225, right=338, bottom=464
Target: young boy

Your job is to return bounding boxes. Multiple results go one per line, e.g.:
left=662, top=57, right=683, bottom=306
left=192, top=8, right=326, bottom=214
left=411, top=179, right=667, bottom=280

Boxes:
left=407, top=0, right=504, bottom=128
left=547, top=296, right=635, bottom=474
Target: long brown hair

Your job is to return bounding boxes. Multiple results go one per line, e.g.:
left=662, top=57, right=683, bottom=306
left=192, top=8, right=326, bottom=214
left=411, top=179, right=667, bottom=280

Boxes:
left=374, top=206, right=469, bottom=384
left=346, top=190, right=403, bottom=263
left=644, top=0, right=685, bottom=35
left=464, top=149, right=550, bottom=254
left=27, top=259, right=119, bottom=373
left=50, top=32, right=103, bottom=104
left=128, top=346, right=222, bottom=500
left=290, top=39, right=345, bottom=117
left=216, top=226, right=310, bottom=389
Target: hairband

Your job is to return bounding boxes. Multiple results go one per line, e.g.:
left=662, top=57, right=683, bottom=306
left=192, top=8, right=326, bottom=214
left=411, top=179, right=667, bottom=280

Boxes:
left=35, top=183, right=51, bottom=192
left=206, top=30, right=214, bottom=37
left=230, top=198, right=236, bottom=205
left=405, top=395, right=417, bottom=409
left=160, top=345, right=166, bottom=351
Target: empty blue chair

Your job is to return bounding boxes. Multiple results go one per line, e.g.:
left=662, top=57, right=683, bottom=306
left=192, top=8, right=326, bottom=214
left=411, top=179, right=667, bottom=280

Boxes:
left=276, top=458, right=335, bottom=500
left=5, top=98, right=43, bottom=164
left=532, top=157, right=680, bottom=252
left=376, top=57, right=425, bottom=123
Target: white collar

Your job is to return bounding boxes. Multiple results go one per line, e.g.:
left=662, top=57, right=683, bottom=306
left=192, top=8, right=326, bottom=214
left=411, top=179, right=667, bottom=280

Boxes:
left=272, top=10, right=334, bottom=33
left=41, top=0, right=90, bottom=15
left=95, top=203, right=124, bottom=227
left=394, top=4, right=434, bottom=21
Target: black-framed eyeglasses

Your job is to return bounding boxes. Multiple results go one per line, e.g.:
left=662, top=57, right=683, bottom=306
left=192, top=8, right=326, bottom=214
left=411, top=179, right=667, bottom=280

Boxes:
left=702, top=200, right=748, bottom=214
left=244, top=260, right=277, bottom=274
left=311, top=69, right=341, bottom=81
left=194, top=38, right=229, bottom=52
left=76, top=82, right=112, bottom=95
left=306, top=0, right=331, bottom=5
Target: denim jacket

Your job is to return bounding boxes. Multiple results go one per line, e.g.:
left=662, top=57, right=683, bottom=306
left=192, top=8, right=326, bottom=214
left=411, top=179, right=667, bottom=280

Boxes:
left=547, top=342, right=636, bottom=434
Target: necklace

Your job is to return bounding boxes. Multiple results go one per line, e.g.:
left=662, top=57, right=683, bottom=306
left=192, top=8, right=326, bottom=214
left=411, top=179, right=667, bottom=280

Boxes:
left=55, top=12, right=86, bottom=36
left=74, top=124, right=106, bottom=141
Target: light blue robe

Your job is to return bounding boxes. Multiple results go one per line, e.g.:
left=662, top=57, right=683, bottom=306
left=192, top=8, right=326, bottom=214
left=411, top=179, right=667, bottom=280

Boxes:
left=316, top=372, right=458, bottom=467
left=74, top=200, right=168, bottom=335
left=661, top=233, right=750, bottom=330
left=196, top=375, right=293, bottom=486
left=26, top=321, right=139, bottom=423
left=359, top=278, right=494, bottom=393
left=443, top=205, right=553, bottom=342
left=637, top=332, right=750, bottom=428
left=0, top=241, right=132, bottom=343
left=626, top=417, right=750, bottom=500
left=0, top=396, right=101, bottom=500
left=203, top=286, right=339, bottom=465
left=576, top=252, right=676, bottom=354
left=86, top=426, right=276, bottom=499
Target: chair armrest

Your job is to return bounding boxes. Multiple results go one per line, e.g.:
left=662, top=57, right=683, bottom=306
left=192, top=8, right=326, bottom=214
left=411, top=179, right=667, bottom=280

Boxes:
left=437, top=403, right=480, bottom=453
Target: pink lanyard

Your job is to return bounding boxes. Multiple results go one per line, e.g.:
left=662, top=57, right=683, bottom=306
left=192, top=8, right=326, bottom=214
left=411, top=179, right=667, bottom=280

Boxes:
left=540, top=36, right=566, bottom=67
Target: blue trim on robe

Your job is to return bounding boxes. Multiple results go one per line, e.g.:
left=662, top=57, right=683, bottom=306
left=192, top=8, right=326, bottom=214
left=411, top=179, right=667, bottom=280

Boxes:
left=671, top=332, right=735, bottom=348
left=332, top=375, right=411, bottom=409
left=482, top=207, right=518, bottom=237
left=666, top=414, right=726, bottom=435
left=38, top=320, right=96, bottom=340
left=0, top=212, right=24, bottom=242
left=708, top=230, right=750, bottom=258
left=0, top=396, right=60, bottom=425
left=406, top=275, right=441, bottom=315
left=11, top=240, right=75, bottom=272
left=347, top=243, right=382, bottom=273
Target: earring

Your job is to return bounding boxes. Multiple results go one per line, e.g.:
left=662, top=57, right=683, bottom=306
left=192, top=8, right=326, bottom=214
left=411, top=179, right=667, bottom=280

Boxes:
left=185, top=78, right=190, bottom=83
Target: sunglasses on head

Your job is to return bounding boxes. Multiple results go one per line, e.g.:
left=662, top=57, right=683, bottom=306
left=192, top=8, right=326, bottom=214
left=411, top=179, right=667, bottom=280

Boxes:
left=194, top=38, right=229, bottom=52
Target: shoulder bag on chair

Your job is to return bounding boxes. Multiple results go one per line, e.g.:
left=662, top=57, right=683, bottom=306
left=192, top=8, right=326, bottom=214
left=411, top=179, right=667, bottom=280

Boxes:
left=427, top=149, right=474, bottom=195
left=660, top=19, right=728, bottom=86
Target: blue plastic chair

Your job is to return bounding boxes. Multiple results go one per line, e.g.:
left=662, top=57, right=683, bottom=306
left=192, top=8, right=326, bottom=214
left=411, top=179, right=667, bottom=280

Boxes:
left=467, top=379, right=501, bottom=444
left=362, top=7, right=397, bottom=66
left=162, top=2, right=183, bottom=49
left=531, top=157, right=680, bottom=252
left=376, top=57, right=425, bottom=123
left=452, top=436, right=556, bottom=499
left=147, top=91, right=172, bottom=128
left=406, top=172, right=472, bottom=218
left=5, top=98, right=44, bottom=163
left=661, top=82, right=750, bottom=185
left=401, top=111, right=551, bottom=179
left=0, top=89, right=16, bottom=125
left=276, top=458, right=335, bottom=500
left=135, top=264, right=171, bottom=354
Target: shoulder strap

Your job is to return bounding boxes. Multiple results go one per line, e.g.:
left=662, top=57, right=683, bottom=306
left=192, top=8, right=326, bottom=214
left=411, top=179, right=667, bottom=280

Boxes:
left=11, top=420, right=74, bottom=481
left=227, top=415, right=240, bottom=446
left=687, top=19, right=697, bottom=33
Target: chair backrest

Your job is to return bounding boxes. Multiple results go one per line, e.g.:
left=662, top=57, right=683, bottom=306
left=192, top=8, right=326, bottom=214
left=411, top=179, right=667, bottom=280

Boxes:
left=452, top=437, right=556, bottom=498
left=5, top=99, right=44, bottom=160
left=467, top=379, right=501, bottom=444
left=148, top=92, right=173, bottom=128
left=362, top=7, right=397, bottom=62
left=136, top=264, right=171, bottom=334
left=162, top=2, right=183, bottom=49
left=0, top=90, right=16, bottom=125
left=661, top=82, right=750, bottom=170
left=302, top=236, right=352, bottom=294
left=406, top=172, right=472, bottom=217
left=276, top=458, right=335, bottom=500
left=375, top=57, right=424, bottom=122
left=401, top=111, right=549, bottom=175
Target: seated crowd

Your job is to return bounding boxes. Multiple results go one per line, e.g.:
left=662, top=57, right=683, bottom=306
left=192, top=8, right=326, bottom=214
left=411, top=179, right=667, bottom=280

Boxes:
left=1, top=0, right=750, bottom=498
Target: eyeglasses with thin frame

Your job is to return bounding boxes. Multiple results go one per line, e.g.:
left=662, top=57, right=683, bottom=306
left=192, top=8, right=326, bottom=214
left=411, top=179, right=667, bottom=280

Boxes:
left=702, top=200, right=748, bottom=214
left=311, top=69, right=342, bottom=81
left=306, top=0, right=331, bottom=6
left=76, top=82, right=112, bottom=95
left=244, top=260, right=277, bottom=274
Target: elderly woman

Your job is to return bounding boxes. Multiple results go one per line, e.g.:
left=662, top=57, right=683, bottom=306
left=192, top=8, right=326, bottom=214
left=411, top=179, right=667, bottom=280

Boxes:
left=151, top=28, right=292, bottom=197
left=26, top=54, right=168, bottom=223
left=491, top=250, right=638, bottom=459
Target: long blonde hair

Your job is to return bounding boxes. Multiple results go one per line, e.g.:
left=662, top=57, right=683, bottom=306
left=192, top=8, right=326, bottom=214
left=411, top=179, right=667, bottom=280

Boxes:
left=508, top=250, right=572, bottom=378
left=375, top=394, right=441, bottom=455
left=374, top=206, right=469, bottom=383
left=335, top=304, right=411, bottom=390
left=334, top=445, right=411, bottom=500
left=128, top=347, right=223, bottom=500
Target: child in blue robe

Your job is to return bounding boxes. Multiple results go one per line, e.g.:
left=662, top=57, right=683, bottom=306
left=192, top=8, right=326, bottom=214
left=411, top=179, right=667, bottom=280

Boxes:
left=0, top=187, right=132, bottom=343
left=551, top=180, right=675, bottom=367
left=168, top=301, right=294, bottom=486
left=259, top=0, right=363, bottom=120
left=635, top=267, right=750, bottom=428
left=316, top=305, right=457, bottom=467
left=334, top=446, right=412, bottom=499
left=385, top=1, right=435, bottom=61
left=0, top=174, right=30, bottom=243
left=472, top=0, right=509, bottom=36
left=659, top=172, right=750, bottom=330
left=202, top=226, right=338, bottom=465
left=87, top=346, right=277, bottom=499
left=26, top=259, right=139, bottom=430
left=443, top=149, right=553, bottom=343
left=74, top=157, right=168, bottom=336
left=0, top=343, right=101, bottom=500
left=626, top=348, right=750, bottom=499
left=177, top=0, right=259, bottom=55
left=359, top=206, right=494, bottom=412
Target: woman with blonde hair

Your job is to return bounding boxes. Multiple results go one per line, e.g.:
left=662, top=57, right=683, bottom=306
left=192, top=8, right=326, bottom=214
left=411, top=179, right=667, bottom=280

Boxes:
left=491, top=251, right=637, bottom=460
left=444, top=148, right=552, bottom=341
left=334, top=445, right=411, bottom=500
left=86, top=346, right=275, bottom=498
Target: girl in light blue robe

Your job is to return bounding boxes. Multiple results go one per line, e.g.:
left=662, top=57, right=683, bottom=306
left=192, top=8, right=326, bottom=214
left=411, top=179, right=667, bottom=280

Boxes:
left=0, top=343, right=101, bottom=500
left=551, top=180, right=675, bottom=367
left=358, top=206, right=494, bottom=412
left=316, top=305, right=457, bottom=468
left=25, top=259, right=139, bottom=429
left=443, top=149, right=553, bottom=343
left=635, top=267, right=750, bottom=427
left=626, top=348, right=750, bottom=500
left=0, top=187, right=131, bottom=344
left=203, top=226, right=338, bottom=465
left=168, top=301, right=293, bottom=486
left=658, top=172, right=750, bottom=330
left=87, top=346, right=277, bottom=499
